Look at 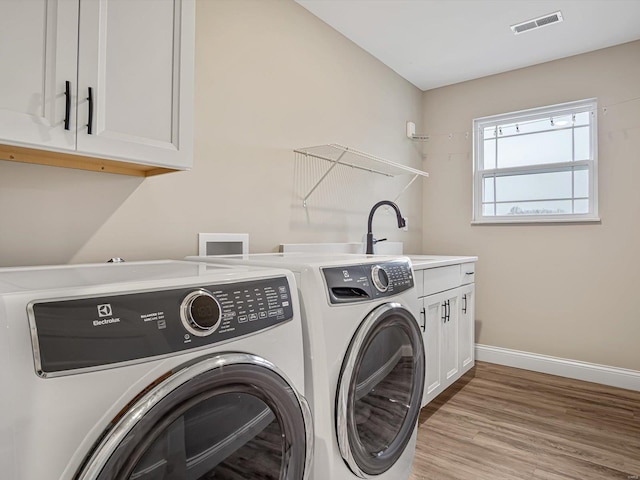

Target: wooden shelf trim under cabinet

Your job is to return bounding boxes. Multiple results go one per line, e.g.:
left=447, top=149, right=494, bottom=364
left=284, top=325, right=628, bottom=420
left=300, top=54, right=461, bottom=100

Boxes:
left=0, top=144, right=178, bottom=177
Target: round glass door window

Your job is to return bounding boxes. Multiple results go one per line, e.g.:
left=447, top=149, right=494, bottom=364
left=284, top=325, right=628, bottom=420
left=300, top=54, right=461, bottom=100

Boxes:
left=336, top=303, right=425, bottom=477
left=126, top=392, right=282, bottom=479
left=77, top=355, right=312, bottom=480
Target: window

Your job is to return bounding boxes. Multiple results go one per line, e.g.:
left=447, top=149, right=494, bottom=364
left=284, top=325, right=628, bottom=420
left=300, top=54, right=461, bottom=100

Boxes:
left=473, top=99, right=599, bottom=224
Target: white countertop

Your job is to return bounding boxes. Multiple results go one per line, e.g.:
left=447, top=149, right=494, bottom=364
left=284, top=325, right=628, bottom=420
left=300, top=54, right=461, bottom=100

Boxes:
left=278, top=242, right=477, bottom=269
left=406, top=255, right=478, bottom=270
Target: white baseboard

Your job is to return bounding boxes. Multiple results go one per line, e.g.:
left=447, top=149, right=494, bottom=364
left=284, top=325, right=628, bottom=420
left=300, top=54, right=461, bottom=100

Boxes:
left=475, top=344, right=640, bottom=392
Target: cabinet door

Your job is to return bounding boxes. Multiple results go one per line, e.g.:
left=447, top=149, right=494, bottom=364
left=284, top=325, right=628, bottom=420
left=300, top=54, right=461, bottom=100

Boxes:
left=422, top=294, right=442, bottom=406
left=422, top=290, right=456, bottom=406
left=458, top=284, right=475, bottom=373
left=441, top=293, right=459, bottom=382
left=76, top=0, right=194, bottom=168
left=422, top=289, right=460, bottom=406
left=0, top=0, right=78, bottom=150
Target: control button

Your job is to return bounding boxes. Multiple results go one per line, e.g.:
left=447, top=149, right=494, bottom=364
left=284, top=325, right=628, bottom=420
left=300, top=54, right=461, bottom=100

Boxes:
left=238, top=315, right=248, bottom=323
left=282, top=301, right=290, bottom=307
left=249, top=313, right=258, bottom=321
left=180, top=289, right=222, bottom=337
left=276, top=308, right=284, bottom=315
left=259, top=311, right=267, bottom=319
left=268, top=310, right=278, bottom=317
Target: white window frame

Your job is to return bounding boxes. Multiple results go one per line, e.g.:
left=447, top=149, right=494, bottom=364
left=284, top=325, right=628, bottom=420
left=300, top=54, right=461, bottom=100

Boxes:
left=472, top=98, right=599, bottom=224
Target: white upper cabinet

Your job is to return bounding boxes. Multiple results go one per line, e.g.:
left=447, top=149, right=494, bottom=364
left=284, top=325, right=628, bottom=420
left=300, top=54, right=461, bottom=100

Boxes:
left=0, top=0, right=194, bottom=174
left=0, top=0, right=79, bottom=150
left=76, top=0, right=194, bottom=168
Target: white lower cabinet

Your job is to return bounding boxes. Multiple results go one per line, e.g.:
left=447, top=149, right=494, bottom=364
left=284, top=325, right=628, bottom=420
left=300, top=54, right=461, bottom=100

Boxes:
left=416, top=263, right=476, bottom=407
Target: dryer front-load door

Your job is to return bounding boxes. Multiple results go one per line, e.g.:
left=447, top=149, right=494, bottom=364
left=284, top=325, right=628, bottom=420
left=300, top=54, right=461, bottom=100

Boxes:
left=336, top=303, right=425, bottom=478
left=76, top=354, right=313, bottom=480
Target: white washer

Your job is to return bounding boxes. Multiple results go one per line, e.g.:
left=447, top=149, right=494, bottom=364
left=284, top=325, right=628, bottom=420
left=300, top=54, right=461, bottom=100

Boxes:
left=0, top=260, right=312, bottom=480
left=187, top=254, right=425, bottom=480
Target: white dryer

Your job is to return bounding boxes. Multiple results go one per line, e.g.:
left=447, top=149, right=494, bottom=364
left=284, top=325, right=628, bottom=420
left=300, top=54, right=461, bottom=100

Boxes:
left=187, top=254, right=425, bottom=480
left=0, top=260, right=312, bottom=480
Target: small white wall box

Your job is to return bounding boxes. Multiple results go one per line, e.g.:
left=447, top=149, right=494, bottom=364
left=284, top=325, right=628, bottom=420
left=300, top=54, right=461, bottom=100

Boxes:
left=198, top=233, right=249, bottom=256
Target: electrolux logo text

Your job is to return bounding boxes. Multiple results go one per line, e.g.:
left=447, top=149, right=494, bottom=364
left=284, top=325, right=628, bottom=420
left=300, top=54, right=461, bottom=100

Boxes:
left=93, top=317, right=120, bottom=326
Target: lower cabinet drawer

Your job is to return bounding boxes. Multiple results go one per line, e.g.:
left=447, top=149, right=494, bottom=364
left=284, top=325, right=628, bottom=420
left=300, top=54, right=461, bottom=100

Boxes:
left=421, top=265, right=460, bottom=297
left=460, top=262, right=475, bottom=285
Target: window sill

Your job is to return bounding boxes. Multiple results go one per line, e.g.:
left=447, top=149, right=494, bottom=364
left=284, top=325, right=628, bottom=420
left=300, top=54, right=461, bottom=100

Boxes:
left=471, top=216, right=601, bottom=225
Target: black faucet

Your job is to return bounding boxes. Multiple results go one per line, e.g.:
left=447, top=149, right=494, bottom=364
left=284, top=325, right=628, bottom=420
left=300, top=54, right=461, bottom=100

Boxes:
left=366, top=200, right=407, bottom=254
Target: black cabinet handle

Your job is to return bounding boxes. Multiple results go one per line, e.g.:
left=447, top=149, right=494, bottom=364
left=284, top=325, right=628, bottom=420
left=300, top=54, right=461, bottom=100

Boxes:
left=442, top=300, right=450, bottom=323
left=87, top=87, right=94, bottom=134
left=462, top=294, right=467, bottom=314
left=447, top=300, right=451, bottom=322
left=420, top=307, right=426, bottom=332
left=64, top=81, right=71, bottom=130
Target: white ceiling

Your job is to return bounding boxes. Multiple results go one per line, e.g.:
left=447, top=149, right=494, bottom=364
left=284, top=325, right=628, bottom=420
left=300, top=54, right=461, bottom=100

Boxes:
left=295, top=0, right=640, bottom=91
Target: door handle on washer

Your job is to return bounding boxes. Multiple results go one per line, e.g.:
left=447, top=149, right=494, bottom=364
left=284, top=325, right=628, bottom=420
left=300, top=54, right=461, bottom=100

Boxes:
left=420, top=307, right=426, bottom=332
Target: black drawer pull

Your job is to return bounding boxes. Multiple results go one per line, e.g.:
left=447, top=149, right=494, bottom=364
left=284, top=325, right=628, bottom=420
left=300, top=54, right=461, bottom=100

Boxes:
left=64, top=81, right=71, bottom=130
left=87, top=87, right=94, bottom=134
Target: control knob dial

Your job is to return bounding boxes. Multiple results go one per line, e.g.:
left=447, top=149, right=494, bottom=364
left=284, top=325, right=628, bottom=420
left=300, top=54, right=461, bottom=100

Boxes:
left=371, top=265, right=390, bottom=293
left=180, top=289, right=222, bottom=337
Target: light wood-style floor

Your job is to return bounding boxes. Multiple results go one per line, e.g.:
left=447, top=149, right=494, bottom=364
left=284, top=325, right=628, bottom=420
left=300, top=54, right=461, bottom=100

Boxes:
left=410, top=361, right=640, bottom=480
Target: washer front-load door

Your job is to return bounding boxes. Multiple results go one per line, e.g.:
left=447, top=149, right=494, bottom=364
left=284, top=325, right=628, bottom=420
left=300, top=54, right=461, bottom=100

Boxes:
left=336, top=303, right=425, bottom=478
left=76, top=354, right=313, bottom=480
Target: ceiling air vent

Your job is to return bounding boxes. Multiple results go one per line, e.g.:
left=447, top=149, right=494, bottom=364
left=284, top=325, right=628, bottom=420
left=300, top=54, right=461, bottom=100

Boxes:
left=511, top=11, right=563, bottom=34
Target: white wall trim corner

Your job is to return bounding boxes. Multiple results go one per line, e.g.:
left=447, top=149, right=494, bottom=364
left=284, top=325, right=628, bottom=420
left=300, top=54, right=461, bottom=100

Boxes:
left=475, top=344, right=640, bottom=392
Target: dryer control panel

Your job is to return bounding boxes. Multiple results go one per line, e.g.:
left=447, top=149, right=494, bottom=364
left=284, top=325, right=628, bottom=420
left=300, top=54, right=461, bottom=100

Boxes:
left=30, top=276, right=294, bottom=376
left=322, top=259, right=414, bottom=304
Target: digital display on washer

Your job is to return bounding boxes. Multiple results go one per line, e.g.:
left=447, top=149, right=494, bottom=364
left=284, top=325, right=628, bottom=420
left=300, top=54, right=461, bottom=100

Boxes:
left=29, top=276, right=294, bottom=376
left=322, top=260, right=414, bottom=304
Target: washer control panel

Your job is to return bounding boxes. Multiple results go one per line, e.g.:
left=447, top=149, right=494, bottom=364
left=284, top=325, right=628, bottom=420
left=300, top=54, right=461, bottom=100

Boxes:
left=323, top=259, right=414, bottom=304
left=30, top=276, right=293, bottom=376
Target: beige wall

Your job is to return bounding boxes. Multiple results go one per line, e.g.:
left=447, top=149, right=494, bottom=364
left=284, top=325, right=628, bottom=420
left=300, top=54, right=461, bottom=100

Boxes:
left=421, top=40, right=640, bottom=371
left=2, top=0, right=636, bottom=373
left=0, top=0, right=423, bottom=267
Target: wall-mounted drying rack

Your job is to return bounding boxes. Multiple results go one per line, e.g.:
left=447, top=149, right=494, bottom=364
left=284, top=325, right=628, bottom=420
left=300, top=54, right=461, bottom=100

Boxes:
left=294, top=143, right=429, bottom=207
